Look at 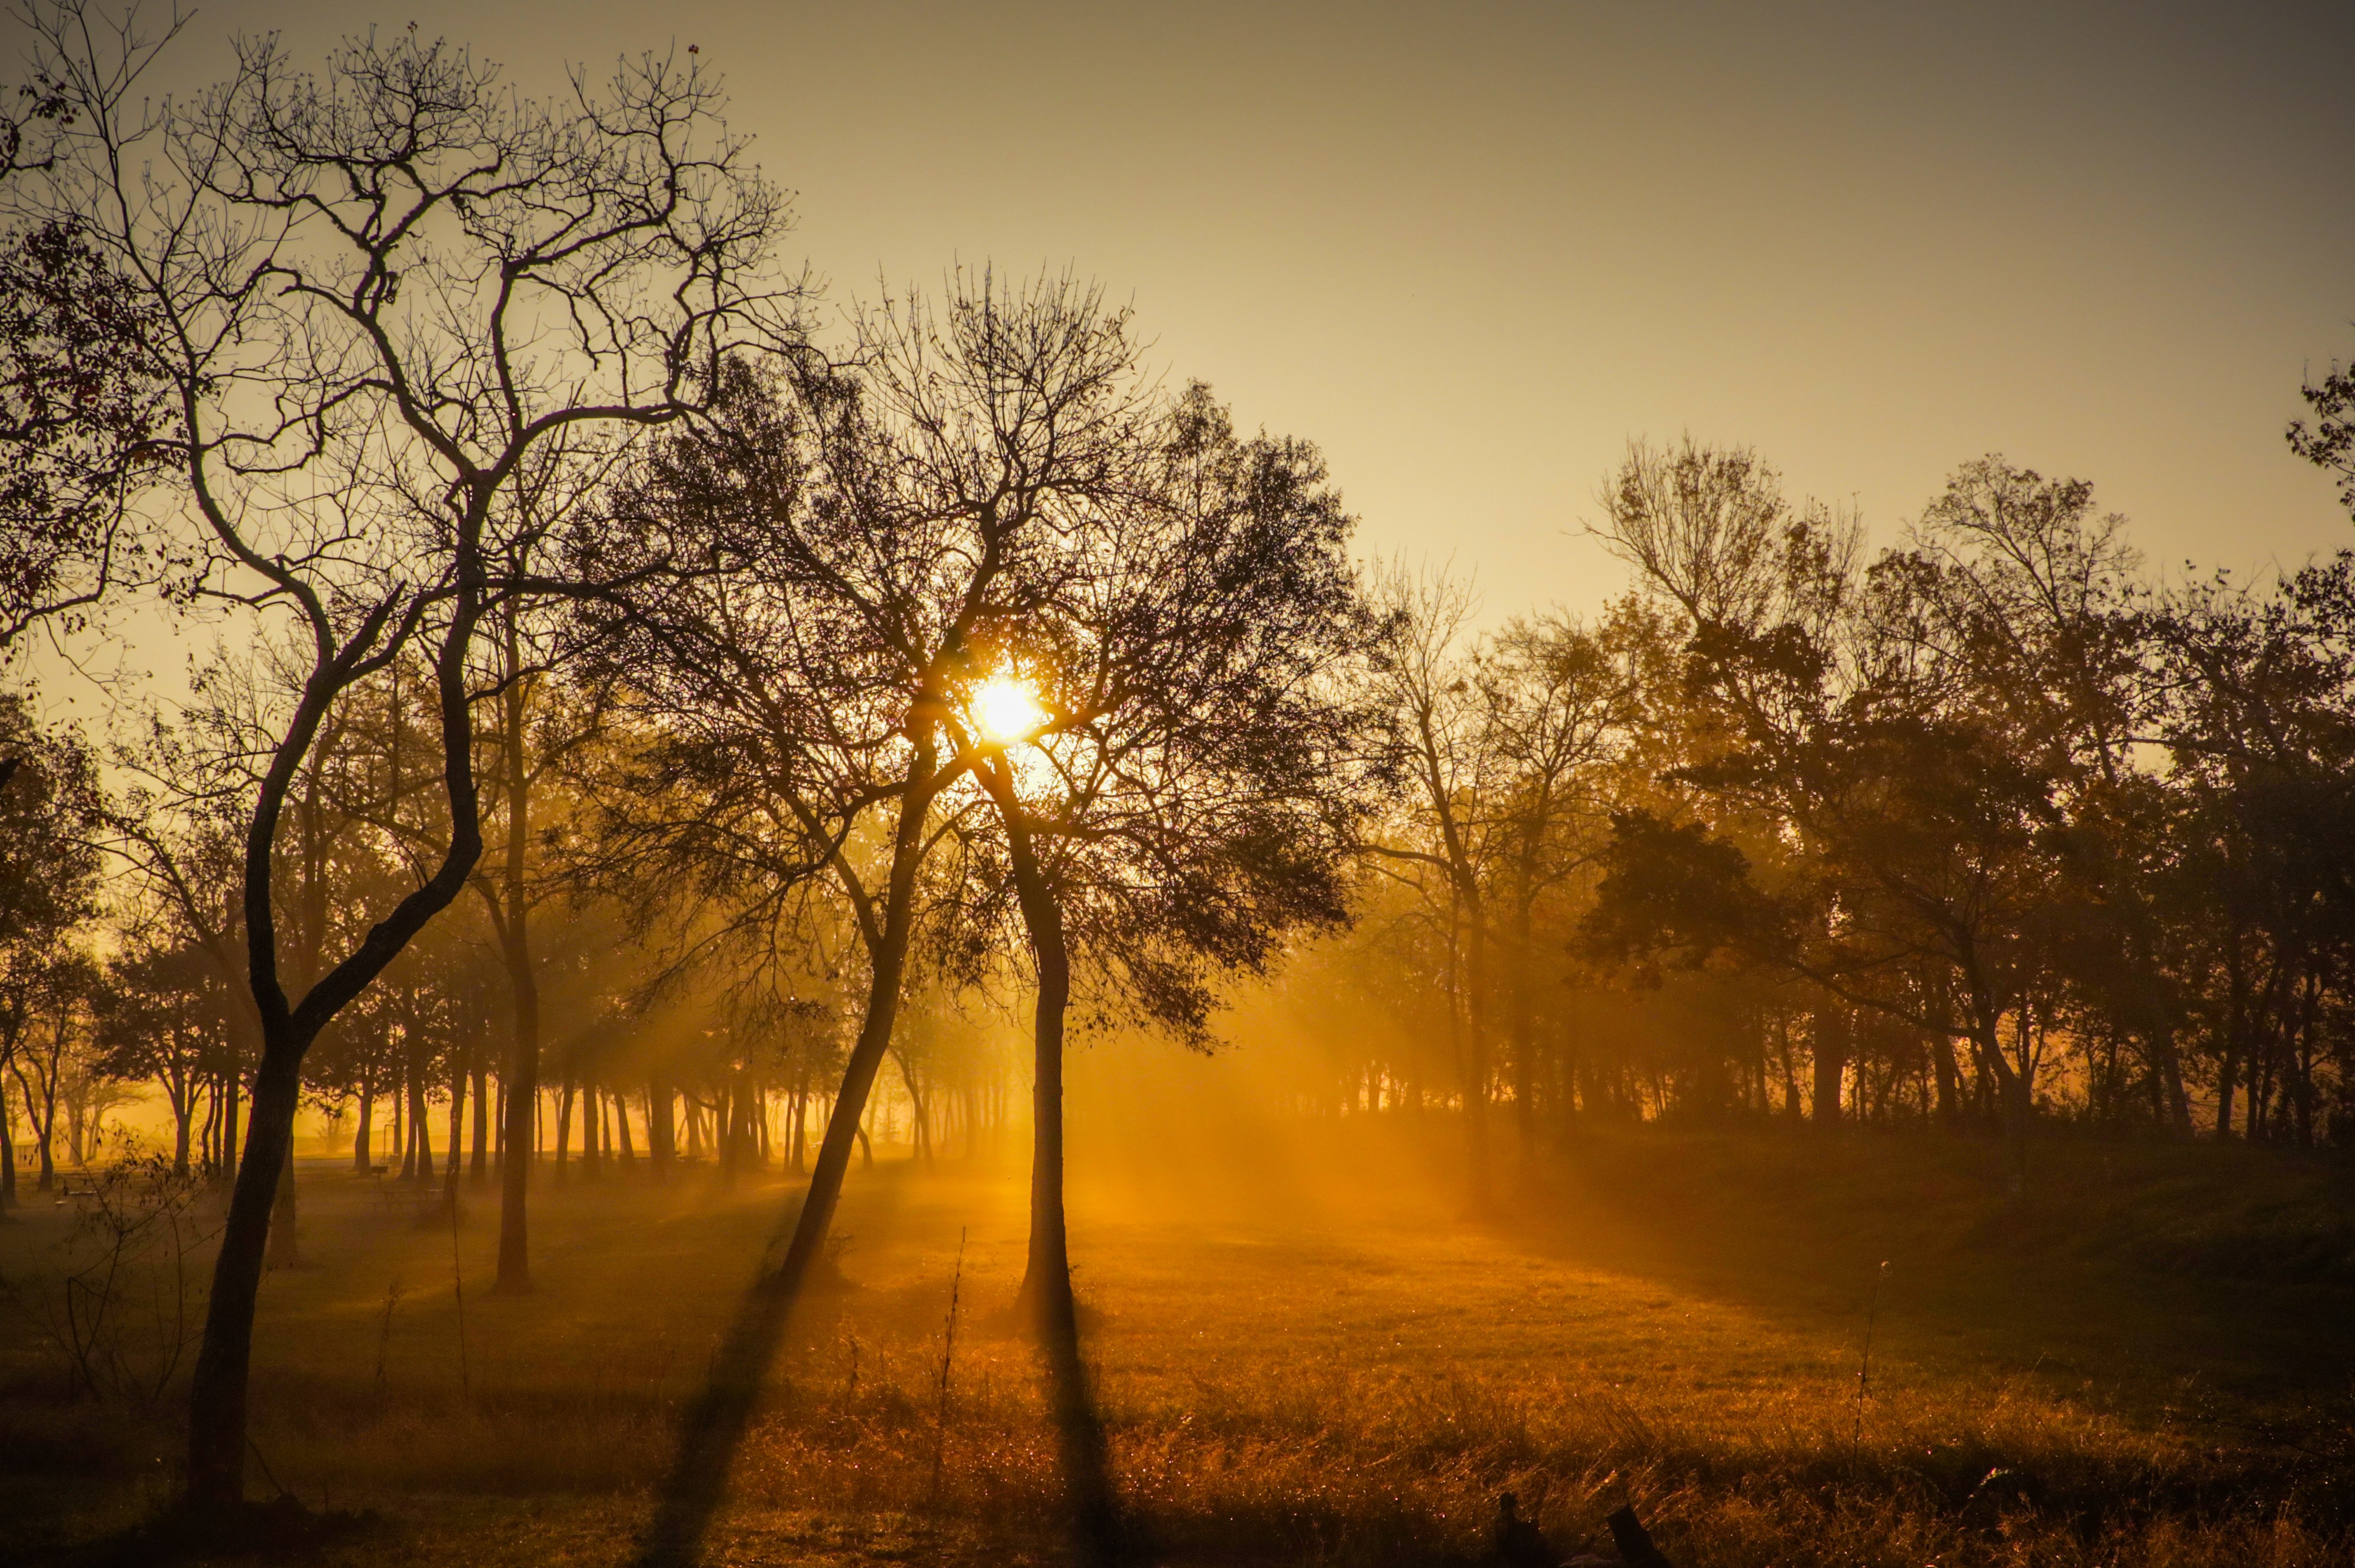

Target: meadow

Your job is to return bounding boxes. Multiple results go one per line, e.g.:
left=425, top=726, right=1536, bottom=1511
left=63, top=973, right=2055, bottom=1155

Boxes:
left=2, top=1114, right=2350, bottom=1567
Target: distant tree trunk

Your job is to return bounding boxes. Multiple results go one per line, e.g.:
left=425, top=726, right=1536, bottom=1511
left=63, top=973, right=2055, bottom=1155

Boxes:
left=2216, top=918, right=2248, bottom=1139
left=161, top=1067, right=194, bottom=1179
left=1, top=1081, right=16, bottom=1213
left=445, top=1053, right=465, bottom=1195
left=391, top=1075, right=406, bottom=1178
left=494, top=631, right=543, bottom=1293
left=1960, top=971, right=2030, bottom=1198
left=1812, top=1005, right=1847, bottom=1127
left=1462, top=901, right=1492, bottom=1210
left=649, top=1077, right=674, bottom=1175
left=615, top=1088, right=635, bottom=1167
left=352, top=1080, right=374, bottom=1172
left=217, top=1067, right=240, bottom=1188
left=1931, top=1034, right=1961, bottom=1127
left=583, top=1075, right=603, bottom=1179
left=893, top=1049, right=932, bottom=1167
left=410, top=1067, right=433, bottom=1184
left=554, top=1079, right=574, bottom=1184
left=1507, top=891, right=1538, bottom=1173
left=470, top=1052, right=489, bottom=1184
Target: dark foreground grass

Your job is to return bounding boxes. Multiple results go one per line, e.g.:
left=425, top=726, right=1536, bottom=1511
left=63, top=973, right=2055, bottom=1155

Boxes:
left=1, top=1119, right=2350, bottom=1566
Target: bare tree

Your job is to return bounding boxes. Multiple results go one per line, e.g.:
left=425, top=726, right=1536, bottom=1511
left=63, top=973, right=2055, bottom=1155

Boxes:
left=6, top=3, right=800, bottom=1509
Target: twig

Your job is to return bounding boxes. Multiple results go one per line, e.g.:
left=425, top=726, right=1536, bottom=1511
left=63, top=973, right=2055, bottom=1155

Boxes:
left=247, top=1436, right=294, bottom=1501
left=1853, top=1260, right=1889, bottom=1464
left=928, top=1228, right=966, bottom=1515
left=450, top=1195, right=472, bottom=1400
left=375, top=1280, right=403, bottom=1388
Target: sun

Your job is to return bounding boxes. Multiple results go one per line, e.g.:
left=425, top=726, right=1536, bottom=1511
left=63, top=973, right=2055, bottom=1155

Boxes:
left=970, top=675, right=1048, bottom=743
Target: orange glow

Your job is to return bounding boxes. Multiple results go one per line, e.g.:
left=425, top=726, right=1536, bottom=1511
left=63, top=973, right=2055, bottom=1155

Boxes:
left=970, top=674, right=1047, bottom=743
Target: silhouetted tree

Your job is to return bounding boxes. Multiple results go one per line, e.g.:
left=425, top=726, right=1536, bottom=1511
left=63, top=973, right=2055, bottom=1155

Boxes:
left=4, top=4, right=802, bottom=1507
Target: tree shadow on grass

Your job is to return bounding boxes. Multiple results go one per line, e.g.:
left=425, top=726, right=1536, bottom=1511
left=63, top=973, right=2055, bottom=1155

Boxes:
left=1036, top=1284, right=1128, bottom=1568
left=632, top=1194, right=835, bottom=1568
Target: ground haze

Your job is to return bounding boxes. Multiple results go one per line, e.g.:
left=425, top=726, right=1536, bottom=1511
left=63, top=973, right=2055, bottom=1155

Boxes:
left=4, top=1109, right=2347, bottom=1566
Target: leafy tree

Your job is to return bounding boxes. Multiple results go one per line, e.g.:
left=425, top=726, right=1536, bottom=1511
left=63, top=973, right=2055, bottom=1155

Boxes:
left=0, top=690, right=105, bottom=1210
left=94, top=941, right=235, bottom=1176
left=947, top=380, right=1388, bottom=1564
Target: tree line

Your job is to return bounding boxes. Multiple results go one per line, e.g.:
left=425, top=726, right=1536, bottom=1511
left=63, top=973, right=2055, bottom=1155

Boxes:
left=1298, top=420, right=2355, bottom=1205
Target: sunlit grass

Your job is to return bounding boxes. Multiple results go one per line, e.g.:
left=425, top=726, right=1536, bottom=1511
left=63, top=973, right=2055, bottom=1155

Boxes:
left=2, top=1125, right=2349, bottom=1565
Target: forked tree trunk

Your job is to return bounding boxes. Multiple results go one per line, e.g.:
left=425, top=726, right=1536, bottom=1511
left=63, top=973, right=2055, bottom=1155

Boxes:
left=352, top=1080, right=374, bottom=1172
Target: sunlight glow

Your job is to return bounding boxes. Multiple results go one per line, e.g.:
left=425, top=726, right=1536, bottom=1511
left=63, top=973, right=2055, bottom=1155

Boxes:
left=970, top=675, right=1048, bottom=744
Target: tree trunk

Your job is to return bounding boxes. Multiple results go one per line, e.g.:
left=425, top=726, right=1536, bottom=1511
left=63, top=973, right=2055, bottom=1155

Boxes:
left=445, top=1052, right=465, bottom=1195
left=470, top=1052, right=489, bottom=1185
left=649, top=1077, right=674, bottom=1176
left=1508, top=891, right=1538, bottom=1174
left=218, top=1068, right=239, bottom=1190
left=353, top=1080, right=374, bottom=1172
left=986, top=759, right=1124, bottom=1568
left=495, top=639, right=542, bottom=1293
left=267, top=1144, right=300, bottom=1267
left=584, top=1075, right=603, bottom=1179
left=184, top=1025, right=304, bottom=1506
left=410, top=1067, right=433, bottom=1184
left=170, top=1069, right=194, bottom=1177
left=1810, top=1004, right=1848, bottom=1127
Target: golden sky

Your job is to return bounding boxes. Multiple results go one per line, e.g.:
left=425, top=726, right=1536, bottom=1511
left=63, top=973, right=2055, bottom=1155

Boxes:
left=25, top=0, right=2355, bottom=620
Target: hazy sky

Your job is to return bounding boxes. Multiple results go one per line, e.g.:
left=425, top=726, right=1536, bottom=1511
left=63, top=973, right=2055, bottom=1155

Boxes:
left=18, top=0, right=2355, bottom=622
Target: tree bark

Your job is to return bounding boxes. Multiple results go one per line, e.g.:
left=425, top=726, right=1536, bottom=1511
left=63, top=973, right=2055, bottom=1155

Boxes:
left=495, top=637, right=542, bottom=1293
left=470, top=1052, right=489, bottom=1185
left=649, top=1076, right=674, bottom=1176
left=1, top=1081, right=15, bottom=1214
left=184, top=1038, right=302, bottom=1506
left=1812, top=1005, right=1847, bottom=1127
left=986, top=756, right=1124, bottom=1568
left=352, top=1080, right=374, bottom=1173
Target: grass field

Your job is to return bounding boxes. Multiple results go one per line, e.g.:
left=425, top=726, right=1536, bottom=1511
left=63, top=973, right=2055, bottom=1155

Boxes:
left=2, top=1113, right=2351, bottom=1566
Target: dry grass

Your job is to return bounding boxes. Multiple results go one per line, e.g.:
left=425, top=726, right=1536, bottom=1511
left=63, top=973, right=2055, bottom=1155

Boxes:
left=2, top=1120, right=2349, bottom=1565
